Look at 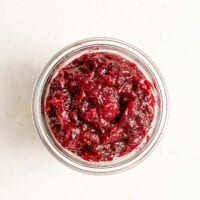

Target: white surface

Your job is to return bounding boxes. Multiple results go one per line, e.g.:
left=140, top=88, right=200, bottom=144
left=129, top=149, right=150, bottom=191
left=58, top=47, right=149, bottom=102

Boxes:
left=0, top=0, right=199, bottom=199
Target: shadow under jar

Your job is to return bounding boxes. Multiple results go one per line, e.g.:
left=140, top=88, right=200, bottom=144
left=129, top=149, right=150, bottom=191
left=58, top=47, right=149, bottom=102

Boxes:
left=32, top=38, right=169, bottom=175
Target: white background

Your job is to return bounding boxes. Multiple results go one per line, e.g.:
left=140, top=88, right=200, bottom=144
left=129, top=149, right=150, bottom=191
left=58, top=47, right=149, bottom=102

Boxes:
left=0, top=0, right=200, bottom=199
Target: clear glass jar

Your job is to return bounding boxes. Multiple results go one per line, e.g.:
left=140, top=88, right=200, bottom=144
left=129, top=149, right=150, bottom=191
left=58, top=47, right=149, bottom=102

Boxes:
left=32, top=37, right=169, bottom=175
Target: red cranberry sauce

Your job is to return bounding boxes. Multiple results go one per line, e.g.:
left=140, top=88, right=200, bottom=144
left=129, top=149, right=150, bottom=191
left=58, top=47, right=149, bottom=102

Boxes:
left=45, top=52, right=155, bottom=161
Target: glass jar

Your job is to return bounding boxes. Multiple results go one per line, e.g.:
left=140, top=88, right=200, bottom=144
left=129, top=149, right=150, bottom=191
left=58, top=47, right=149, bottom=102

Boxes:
left=32, top=37, right=169, bottom=175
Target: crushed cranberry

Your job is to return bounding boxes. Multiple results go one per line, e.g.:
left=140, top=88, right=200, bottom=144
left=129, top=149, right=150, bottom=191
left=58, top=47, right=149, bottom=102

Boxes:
left=45, top=52, right=155, bottom=162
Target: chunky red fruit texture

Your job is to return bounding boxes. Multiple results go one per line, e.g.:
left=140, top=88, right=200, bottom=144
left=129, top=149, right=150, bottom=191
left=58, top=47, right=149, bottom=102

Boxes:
left=45, top=52, right=155, bottom=162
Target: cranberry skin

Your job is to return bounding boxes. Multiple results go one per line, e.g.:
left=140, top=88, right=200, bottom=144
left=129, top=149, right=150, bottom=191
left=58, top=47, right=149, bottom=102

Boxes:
left=45, top=52, right=155, bottom=162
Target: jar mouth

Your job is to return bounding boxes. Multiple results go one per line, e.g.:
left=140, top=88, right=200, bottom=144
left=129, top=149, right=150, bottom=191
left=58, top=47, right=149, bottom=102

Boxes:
left=32, top=37, right=169, bottom=175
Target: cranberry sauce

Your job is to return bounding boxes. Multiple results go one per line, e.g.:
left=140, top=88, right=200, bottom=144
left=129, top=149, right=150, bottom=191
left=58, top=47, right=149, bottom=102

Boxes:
left=45, top=52, right=155, bottom=161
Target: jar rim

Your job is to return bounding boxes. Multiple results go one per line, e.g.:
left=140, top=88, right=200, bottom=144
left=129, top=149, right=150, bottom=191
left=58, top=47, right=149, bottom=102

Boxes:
left=32, top=37, right=169, bottom=175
